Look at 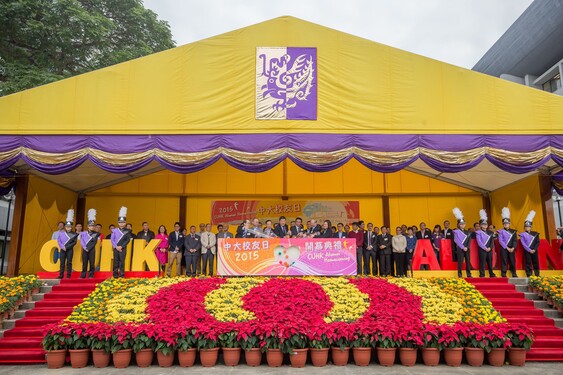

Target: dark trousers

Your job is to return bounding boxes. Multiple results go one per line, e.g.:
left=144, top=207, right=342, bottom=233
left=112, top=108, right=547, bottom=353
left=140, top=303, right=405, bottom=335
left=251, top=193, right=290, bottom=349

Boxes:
left=113, top=248, right=126, bottom=278
left=524, top=250, right=540, bottom=277
left=394, top=252, right=406, bottom=276
left=185, top=253, right=201, bottom=276
left=356, top=247, right=363, bottom=275
left=59, top=248, right=73, bottom=277
left=390, top=253, right=395, bottom=276
left=379, top=252, right=391, bottom=276
left=81, top=249, right=95, bottom=278
left=500, top=247, right=517, bottom=277
left=363, top=249, right=377, bottom=275
left=202, top=252, right=215, bottom=276
left=478, top=248, right=495, bottom=277
left=456, top=248, right=471, bottom=276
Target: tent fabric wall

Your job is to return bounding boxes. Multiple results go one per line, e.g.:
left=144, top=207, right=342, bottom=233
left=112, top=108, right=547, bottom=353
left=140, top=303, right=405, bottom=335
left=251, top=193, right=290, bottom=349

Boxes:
left=490, top=175, right=546, bottom=238
left=18, top=176, right=77, bottom=274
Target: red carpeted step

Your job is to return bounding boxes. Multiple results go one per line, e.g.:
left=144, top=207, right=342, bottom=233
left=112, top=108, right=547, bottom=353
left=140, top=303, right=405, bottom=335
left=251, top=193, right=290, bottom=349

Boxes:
left=15, top=317, right=68, bottom=327
left=24, top=307, right=73, bottom=317
left=478, top=290, right=524, bottom=298
left=43, top=291, right=92, bottom=299
left=0, top=349, right=46, bottom=363
left=498, top=308, right=545, bottom=317
left=2, top=327, right=45, bottom=338
left=528, top=348, right=563, bottom=361
left=533, top=338, right=563, bottom=348
left=505, top=317, right=555, bottom=326
left=58, top=278, right=106, bottom=284
left=488, top=298, right=534, bottom=307
left=0, top=337, right=43, bottom=349
left=34, top=299, right=84, bottom=308
left=530, top=326, right=563, bottom=337
left=51, top=283, right=99, bottom=291
left=465, top=277, right=510, bottom=283
left=472, top=283, right=516, bottom=291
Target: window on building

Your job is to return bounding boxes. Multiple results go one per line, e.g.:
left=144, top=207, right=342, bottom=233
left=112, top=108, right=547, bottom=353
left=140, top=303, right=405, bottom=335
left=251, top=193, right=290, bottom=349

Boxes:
left=542, top=73, right=561, bottom=93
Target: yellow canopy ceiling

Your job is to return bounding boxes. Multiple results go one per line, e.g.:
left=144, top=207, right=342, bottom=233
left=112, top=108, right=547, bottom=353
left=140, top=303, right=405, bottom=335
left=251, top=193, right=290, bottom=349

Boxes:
left=1, top=16, right=562, bottom=135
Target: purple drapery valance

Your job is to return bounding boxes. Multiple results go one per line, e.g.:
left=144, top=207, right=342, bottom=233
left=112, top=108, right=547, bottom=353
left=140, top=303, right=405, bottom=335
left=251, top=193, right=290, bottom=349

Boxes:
left=553, top=171, right=563, bottom=196
left=0, top=134, right=561, bottom=175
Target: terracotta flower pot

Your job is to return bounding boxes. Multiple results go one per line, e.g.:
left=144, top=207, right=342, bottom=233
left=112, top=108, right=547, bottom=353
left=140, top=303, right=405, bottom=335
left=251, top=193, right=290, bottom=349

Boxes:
left=46, top=349, right=67, bottom=369
left=331, top=346, right=350, bottom=366
left=508, top=347, right=526, bottom=366
left=92, top=349, right=111, bottom=368
left=222, top=347, right=241, bottom=366
left=352, top=347, right=371, bottom=366
left=487, top=348, right=506, bottom=367
left=289, top=348, right=308, bottom=368
left=157, top=350, right=174, bottom=367
left=465, top=347, right=484, bottom=367
left=444, top=347, right=463, bottom=367
left=69, top=349, right=90, bottom=368
left=113, top=348, right=132, bottom=368
left=377, top=347, right=396, bottom=367
left=310, top=348, right=329, bottom=367
left=135, top=348, right=153, bottom=368
left=178, top=348, right=197, bottom=367
left=399, top=347, right=417, bottom=366
left=244, top=348, right=262, bottom=367
left=421, top=347, right=440, bottom=366
left=200, top=347, right=219, bottom=367
left=266, top=348, right=283, bottom=367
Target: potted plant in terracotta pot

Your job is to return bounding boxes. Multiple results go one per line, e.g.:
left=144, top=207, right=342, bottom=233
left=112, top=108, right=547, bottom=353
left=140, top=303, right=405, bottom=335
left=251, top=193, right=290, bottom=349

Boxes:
left=283, top=332, right=309, bottom=368
left=463, top=323, right=486, bottom=367
left=110, top=323, right=134, bottom=368
left=42, top=323, right=68, bottom=369
left=485, top=323, right=509, bottom=367
left=421, top=324, right=441, bottom=366
left=307, top=324, right=330, bottom=367
left=350, top=327, right=372, bottom=367
left=397, top=326, right=422, bottom=367
left=506, top=323, right=534, bottom=366
left=66, top=323, right=91, bottom=368
left=88, top=323, right=112, bottom=368
left=218, top=326, right=241, bottom=366
left=375, top=328, right=399, bottom=367
left=176, top=327, right=197, bottom=367
left=328, top=322, right=353, bottom=366
left=154, top=327, right=176, bottom=368
left=439, top=323, right=464, bottom=367
left=196, top=323, right=220, bottom=367
left=238, top=323, right=262, bottom=367
left=132, top=324, right=156, bottom=368
left=260, top=330, right=284, bottom=367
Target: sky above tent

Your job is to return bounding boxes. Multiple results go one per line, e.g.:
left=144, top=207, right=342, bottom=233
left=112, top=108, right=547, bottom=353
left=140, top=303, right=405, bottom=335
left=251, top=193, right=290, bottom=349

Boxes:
left=144, top=0, right=532, bottom=69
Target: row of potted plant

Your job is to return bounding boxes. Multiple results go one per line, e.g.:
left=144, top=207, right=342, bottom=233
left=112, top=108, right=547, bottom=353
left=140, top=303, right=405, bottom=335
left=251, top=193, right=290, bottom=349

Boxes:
left=528, top=276, right=563, bottom=313
left=43, top=320, right=534, bottom=369
left=0, top=275, right=41, bottom=321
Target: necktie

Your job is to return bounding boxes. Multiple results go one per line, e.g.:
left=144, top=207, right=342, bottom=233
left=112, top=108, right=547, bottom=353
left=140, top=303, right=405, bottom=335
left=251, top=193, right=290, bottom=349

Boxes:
left=368, top=232, right=371, bottom=247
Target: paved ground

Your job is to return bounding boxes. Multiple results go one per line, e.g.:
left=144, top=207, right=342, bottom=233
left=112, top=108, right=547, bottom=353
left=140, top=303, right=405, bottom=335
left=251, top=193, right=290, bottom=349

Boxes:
left=0, top=363, right=561, bottom=375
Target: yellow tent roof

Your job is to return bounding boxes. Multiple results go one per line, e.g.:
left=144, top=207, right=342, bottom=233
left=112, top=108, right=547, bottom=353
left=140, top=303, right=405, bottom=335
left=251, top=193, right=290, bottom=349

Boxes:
left=2, top=16, right=562, bottom=135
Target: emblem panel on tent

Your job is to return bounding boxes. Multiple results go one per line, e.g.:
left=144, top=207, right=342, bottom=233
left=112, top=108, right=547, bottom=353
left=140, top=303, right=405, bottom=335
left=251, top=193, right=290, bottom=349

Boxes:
left=256, top=47, right=317, bottom=120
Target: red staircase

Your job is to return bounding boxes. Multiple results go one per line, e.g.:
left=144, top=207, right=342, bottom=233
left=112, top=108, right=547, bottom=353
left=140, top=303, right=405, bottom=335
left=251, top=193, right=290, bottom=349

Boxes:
left=0, top=278, right=103, bottom=365
left=467, top=278, right=563, bottom=361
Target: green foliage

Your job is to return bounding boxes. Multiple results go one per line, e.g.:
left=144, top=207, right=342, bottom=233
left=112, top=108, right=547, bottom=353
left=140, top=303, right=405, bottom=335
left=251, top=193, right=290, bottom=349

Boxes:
left=0, top=0, right=175, bottom=96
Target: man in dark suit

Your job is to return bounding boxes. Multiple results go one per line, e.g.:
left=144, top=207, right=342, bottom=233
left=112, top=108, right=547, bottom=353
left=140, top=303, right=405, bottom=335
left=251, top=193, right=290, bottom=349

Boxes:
left=290, top=217, right=305, bottom=237
left=236, top=220, right=255, bottom=238
left=442, top=220, right=455, bottom=262
left=377, top=226, right=393, bottom=276
left=416, top=222, right=432, bottom=270
left=364, top=222, right=378, bottom=275
left=184, top=225, right=201, bottom=277
left=137, top=222, right=155, bottom=245
left=333, top=222, right=347, bottom=239
left=306, top=219, right=321, bottom=237
left=167, top=222, right=184, bottom=277
left=274, top=216, right=290, bottom=238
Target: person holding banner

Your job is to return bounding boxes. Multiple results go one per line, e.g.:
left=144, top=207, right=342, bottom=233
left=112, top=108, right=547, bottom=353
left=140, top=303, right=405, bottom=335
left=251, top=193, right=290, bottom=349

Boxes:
left=236, top=220, right=255, bottom=238
left=452, top=208, right=472, bottom=278
left=111, top=207, right=132, bottom=278
left=334, top=222, right=348, bottom=239
left=290, top=217, right=305, bottom=237
left=80, top=209, right=101, bottom=279
left=498, top=207, right=518, bottom=278
left=475, top=209, right=496, bottom=278
left=316, top=220, right=333, bottom=238
left=520, top=211, right=540, bottom=277
left=274, top=216, right=290, bottom=238
left=58, top=209, right=79, bottom=279
left=306, top=219, right=321, bottom=238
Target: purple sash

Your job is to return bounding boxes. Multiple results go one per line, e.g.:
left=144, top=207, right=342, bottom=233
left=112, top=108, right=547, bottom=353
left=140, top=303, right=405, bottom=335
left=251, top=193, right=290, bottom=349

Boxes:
left=497, top=229, right=513, bottom=249
left=519, top=232, right=536, bottom=253
left=453, top=229, right=467, bottom=249
left=475, top=230, right=491, bottom=249
left=111, top=227, right=125, bottom=248
left=57, top=230, right=70, bottom=249
left=80, top=231, right=92, bottom=250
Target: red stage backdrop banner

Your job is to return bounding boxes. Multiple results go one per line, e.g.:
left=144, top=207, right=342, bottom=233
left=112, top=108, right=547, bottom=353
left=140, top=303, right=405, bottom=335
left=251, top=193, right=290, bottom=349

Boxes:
left=211, top=200, right=359, bottom=225
left=217, top=238, right=357, bottom=276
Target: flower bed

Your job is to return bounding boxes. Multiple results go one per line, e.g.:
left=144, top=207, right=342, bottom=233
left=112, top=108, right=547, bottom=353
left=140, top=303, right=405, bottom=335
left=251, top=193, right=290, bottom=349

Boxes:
left=529, top=276, right=563, bottom=310
left=48, top=276, right=533, bottom=368
left=0, top=275, right=41, bottom=315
